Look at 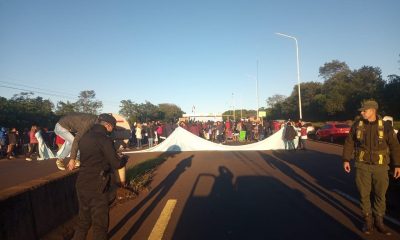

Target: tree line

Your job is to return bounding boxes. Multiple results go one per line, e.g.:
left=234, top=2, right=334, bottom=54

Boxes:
left=0, top=90, right=184, bottom=130
left=265, top=59, right=400, bottom=121
left=1, top=58, right=399, bottom=130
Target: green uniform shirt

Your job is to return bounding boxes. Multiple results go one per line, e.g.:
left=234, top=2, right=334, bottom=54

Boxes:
left=342, top=118, right=400, bottom=167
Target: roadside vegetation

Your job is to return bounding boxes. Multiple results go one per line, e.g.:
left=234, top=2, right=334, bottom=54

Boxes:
left=126, top=156, right=167, bottom=194
left=260, top=59, right=400, bottom=122
left=2, top=58, right=400, bottom=131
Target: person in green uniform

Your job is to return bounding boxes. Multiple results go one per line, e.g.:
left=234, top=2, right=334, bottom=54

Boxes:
left=342, top=100, right=400, bottom=235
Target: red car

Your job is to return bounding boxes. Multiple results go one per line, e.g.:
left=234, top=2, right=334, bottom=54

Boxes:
left=316, top=122, right=351, bottom=142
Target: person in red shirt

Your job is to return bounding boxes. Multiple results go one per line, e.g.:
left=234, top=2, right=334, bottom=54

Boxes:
left=297, top=121, right=308, bottom=150
left=25, top=125, right=39, bottom=161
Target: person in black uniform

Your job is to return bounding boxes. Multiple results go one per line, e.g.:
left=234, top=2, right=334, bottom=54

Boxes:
left=73, top=114, right=128, bottom=240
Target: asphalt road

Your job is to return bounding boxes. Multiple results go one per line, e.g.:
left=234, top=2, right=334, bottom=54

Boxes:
left=106, top=142, right=400, bottom=240
left=2, top=141, right=400, bottom=240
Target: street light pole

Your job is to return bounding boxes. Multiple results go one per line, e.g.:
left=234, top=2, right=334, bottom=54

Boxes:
left=232, top=92, right=236, bottom=121
left=256, top=60, right=260, bottom=120
left=275, top=32, right=303, bottom=120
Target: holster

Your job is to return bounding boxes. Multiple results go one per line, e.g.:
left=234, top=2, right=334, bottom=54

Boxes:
left=98, top=170, right=111, bottom=193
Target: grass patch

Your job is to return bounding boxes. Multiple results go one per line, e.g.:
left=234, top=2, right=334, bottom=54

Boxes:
left=126, top=156, right=167, bottom=194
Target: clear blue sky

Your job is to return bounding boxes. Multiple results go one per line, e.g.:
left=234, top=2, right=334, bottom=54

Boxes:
left=1, top=0, right=399, bottom=115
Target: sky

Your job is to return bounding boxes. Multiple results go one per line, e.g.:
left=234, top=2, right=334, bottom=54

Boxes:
left=0, top=0, right=399, bottom=116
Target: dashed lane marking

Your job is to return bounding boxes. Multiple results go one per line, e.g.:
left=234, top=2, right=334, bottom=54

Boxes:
left=333, top=189, right=400, bottom=226
left=148, top=199, right=177, bottom=240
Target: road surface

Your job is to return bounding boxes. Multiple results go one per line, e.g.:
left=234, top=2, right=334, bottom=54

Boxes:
left=2, top=141, right=399, bottom=239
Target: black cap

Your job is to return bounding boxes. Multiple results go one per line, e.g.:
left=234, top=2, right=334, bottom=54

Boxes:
left=98, top=113, right=117, bottom=127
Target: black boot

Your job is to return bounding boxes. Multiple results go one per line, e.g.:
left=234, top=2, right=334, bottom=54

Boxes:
left=362, top=214, right=374, bottom=234
left=375, top=215, right=391, bottom=235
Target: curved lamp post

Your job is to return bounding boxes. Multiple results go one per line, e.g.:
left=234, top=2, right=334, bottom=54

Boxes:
left=275, top=32, right=303, bottom=120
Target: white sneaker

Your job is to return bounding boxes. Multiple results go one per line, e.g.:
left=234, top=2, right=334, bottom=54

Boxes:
left=25, top=157, right=32, bottom=161
left=56, top=159, right=65, bottom=170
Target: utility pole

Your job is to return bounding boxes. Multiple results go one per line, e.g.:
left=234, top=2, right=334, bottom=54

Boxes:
left=256, top=60, right=260, bottom=120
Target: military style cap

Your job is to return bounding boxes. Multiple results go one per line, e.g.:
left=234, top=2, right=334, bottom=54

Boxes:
left=98, top=113, right=117, bottom=127
left=358, top=100, right=378, bottom=111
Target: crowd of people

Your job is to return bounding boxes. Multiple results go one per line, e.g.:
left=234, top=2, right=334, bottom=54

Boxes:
left=2, top=99, right=400, bottom=237
left=0, top=125, right=56, bottom=160
left=127, top=118, right=276, bottom=150
left=128, top=121, right=177, bottom=149
left=0, top=117, right=311, bottom=159
left=177, top=118, right=309, bottom=150
left=281, top=119, right=309, bottom=150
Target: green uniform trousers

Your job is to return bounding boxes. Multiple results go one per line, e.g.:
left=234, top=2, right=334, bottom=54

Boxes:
left=355, top=162, right=389, bottom=216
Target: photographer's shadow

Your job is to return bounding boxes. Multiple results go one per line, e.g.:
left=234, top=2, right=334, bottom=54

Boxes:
left=109, top=146, right=193, bottom=239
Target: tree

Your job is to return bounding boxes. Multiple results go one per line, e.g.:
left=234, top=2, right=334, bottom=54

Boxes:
left=137, top=101, right=161, bottom=122
left=119, top=100, right=140, bottom=125
left=55, top=101, right=76, bottom=115
left=319, top=60, right=350, bottom=81
left=266, top=94, right=286, bottom=108
left=297, top=82, right=323, bottom=120
left=266, top=62, right=388, bottom=121
left=74, top=90, right=103, bottom=114
left=380, top=74, right=400, bottom=117
left=0, top=92, right=57, bottom=129
left=158, top=103, right=184, bottom=122
left=344, top=66, right=384, bottom=118
left=119, top=99, right=185, bottom=124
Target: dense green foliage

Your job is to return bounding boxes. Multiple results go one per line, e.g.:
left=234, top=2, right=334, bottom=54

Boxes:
left=1, top=90, right=104, bottom=130
left=1, top=58, right=399, bottom=130
left=119, top=100, right=184, bottom=125
left=266, top=60, right=400, bottom=121
left=0, top=91, right=185, bottom=130
left=0, top=93, right=58, bottom=130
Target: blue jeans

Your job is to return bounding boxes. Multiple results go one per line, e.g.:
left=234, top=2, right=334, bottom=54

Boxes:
left=55, top=123, right=77, bottom=160
left=148, top=138, right=154, bottom=148
left=287, top=140, right=295, bottom=150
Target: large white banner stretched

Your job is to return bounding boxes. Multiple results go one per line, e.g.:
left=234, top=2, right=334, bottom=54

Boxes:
left=124, top=126, right=297, bottom=153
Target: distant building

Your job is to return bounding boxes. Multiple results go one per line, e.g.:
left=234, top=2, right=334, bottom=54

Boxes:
left=182, top=113, right=223, bottom=122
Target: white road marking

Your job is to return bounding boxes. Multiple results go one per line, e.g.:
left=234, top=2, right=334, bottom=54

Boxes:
left=333, top=189, right=400, bottom=226
left=148, top=199, right=177, bottom=240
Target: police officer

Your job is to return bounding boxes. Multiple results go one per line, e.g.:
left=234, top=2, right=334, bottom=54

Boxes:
left=343, top=100, right=400, bottom=235
left=73, top=114, right=127, bottom=240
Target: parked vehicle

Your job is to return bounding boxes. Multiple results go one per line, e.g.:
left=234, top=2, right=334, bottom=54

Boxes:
left=315, top=122, right=351, bottom=142
left=302, top=122, right=315, bottom=136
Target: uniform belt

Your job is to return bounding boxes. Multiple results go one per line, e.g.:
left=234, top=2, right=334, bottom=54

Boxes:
left=361, top=161, right=378, bottom=165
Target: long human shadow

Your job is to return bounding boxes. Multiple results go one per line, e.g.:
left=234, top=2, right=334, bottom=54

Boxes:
left=270, top=150, right=356, bottom=195
left=261, top=151, right=366, bottom=233
left=173, top=165, right=362, bottom=240
left=271, top=150, right=400, bottom=223
left=108, top=148, right=193, bottom=239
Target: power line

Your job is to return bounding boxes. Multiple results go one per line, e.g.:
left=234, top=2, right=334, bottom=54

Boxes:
left=0, top=76, right=122, bottom=109
left=0, top=79, right=77, bottom=98
left=0, top=85, right=78, bottom=100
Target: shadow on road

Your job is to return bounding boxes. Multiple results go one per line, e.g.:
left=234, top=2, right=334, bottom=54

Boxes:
left=266, top=151, right=362, bottom=230
left=109, top=145, right=193, bottom=239
left=268, top=150, right=400, bottom=234
left=173, top=163, right=363, bottom=240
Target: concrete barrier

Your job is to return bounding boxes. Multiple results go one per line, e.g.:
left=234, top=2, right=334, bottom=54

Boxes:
left=0, top=171, right=78, bottom=240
